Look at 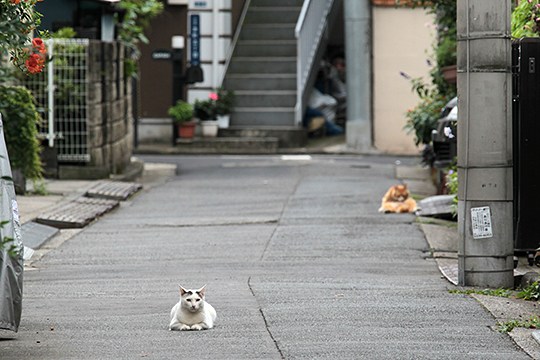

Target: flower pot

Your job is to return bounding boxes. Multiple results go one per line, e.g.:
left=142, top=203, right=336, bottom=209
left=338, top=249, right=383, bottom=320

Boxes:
left=178, top=121, right=196, bottom=139
left=217, top=114, right=230, bottom=129
left=441, top=65, right=457, bottom=84
left=201, top=120, right=219, bottom=137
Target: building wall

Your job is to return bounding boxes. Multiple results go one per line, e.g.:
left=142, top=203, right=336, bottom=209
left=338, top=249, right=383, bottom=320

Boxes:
left=137, top=0, right=238, bottom=144
left=373, top=5, right=435, bottom=155
left=186, top=0, right=233, bottom=103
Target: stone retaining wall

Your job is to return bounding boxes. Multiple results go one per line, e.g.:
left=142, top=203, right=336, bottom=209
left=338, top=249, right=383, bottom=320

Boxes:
left=59, top=41, right=134, bottom=179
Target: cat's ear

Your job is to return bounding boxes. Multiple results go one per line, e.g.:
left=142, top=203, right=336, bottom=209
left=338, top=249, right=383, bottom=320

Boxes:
left=197, top=285, right=207, bottom=298
left=179, top=285, right=188, bottom=296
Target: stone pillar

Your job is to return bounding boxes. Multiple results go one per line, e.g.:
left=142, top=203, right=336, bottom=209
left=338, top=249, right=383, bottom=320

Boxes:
left=457, top=0, right=514, bottom=288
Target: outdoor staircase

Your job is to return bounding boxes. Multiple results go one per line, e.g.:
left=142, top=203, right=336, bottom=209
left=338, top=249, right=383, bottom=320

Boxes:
left=222, top=0, right=306, bottom=147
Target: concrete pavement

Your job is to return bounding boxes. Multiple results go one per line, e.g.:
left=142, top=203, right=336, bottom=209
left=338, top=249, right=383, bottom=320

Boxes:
left=1, top=154, right=537, bottom=359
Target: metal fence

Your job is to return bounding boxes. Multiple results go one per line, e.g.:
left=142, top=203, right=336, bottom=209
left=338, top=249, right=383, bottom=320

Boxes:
left=23, top=38, right=90, bottom=163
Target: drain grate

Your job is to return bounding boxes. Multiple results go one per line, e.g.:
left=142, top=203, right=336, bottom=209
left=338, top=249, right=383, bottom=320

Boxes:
left=85, top=180, right=143, bottom=201
left=35, top=197, right=119, bottom=229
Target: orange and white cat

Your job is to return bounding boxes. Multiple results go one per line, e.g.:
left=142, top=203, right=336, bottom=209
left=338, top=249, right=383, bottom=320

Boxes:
left=378, top=184, right=418, bottom=213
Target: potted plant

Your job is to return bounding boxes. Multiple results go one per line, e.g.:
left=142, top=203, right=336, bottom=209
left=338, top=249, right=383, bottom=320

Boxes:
left=194, top=93, right=220, bottom=137
left=168, top=100, right=196, bottom=139
left=215, top=88, right=235, bottom=129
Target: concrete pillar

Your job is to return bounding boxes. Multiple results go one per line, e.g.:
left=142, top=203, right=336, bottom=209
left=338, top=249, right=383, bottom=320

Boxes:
left=344, top=0, right=372, bottom=152
left=457, top=0, right=514, bottom=288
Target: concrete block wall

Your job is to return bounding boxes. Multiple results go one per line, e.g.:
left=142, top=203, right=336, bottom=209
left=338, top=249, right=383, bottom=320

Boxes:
left=61, top=41, right=133, bottom=179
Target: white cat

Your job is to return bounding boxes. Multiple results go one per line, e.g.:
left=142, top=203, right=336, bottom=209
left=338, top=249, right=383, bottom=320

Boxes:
left=169, top=285, right=217, bottom=331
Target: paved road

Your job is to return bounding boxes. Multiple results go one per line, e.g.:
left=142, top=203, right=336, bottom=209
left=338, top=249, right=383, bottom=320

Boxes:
left=1, top=155, right=529, bottom=359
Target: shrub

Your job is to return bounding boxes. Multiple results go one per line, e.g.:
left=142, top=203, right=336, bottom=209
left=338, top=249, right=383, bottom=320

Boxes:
left=168, top=100, right=194, bottom=124
left=512, top=0, right=540, bottom=38
left=0, top=85, right=42, bottom=180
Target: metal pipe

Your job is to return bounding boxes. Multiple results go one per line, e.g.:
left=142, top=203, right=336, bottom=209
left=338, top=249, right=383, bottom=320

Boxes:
left=47, top=39, right=55, bottom=148
left=344, top=0, right=372, bottom=152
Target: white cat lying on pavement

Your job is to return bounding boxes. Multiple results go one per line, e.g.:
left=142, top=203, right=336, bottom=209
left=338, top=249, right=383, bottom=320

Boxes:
left=169, top=285, right=217, bottom=331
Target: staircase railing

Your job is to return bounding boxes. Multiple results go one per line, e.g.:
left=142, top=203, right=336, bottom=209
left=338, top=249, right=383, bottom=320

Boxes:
left=220, top=0, right=252, bottom=87
left=295, top=0, right=334, bottom=125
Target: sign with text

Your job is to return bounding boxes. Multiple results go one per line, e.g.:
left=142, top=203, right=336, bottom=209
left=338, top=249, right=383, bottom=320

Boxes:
left=190, top=0, right=210, bottom=9
left=470, top=206, right=493, bottom=239
left=151, top=50, right=172, bottom=60
left=190, top=14, right=201, bottom=66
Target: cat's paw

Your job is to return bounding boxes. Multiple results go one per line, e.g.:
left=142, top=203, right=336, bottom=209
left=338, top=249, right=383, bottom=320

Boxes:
left=179, top=324, right=191, bottom=331
left=190, top=324, right=204, bottom=331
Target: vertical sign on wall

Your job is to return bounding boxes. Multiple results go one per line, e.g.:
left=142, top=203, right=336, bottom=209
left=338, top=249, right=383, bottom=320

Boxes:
left=190, top=14, right=200, bottom=66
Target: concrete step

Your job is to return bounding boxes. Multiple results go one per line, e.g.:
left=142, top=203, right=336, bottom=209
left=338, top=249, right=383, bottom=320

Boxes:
left=224, top=74, right=296, bottom=90
left=220, top=126, right=307, bottom=148
left=244, top=7, right=302, bottom=24
left=235, top=40, right=296, bottom=57
left=231, top=107, right=296, bottom=126
left=175, top=136, right=279, bottom=154
left=228, top=57, right=296, bottom=74
left=240, top=24, right=296, bottom=41
left=234, top=90, right=297, bottom=108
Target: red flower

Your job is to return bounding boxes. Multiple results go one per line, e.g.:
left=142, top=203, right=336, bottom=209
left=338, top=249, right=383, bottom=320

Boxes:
left=25, top=53, right=45, bottom=74
left=10, top=0, right=21, bottom=4
left=209, top=92, right=219, bottom=101
left=32, top=37, right=47, bottom=54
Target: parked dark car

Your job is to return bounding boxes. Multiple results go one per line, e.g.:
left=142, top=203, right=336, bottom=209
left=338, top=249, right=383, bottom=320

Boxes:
left=431, top=97, right=457, bottom=169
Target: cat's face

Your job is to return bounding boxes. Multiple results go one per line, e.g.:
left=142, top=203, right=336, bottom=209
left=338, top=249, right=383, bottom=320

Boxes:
left=389, top=185, right=409, bottom=202
left=180, top=285, right=206, bottom=312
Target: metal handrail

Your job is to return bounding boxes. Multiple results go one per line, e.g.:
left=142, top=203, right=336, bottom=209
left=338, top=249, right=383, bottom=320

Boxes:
left=295, top=0, right=334, bottom=124
left=219, top=0, right=252, bottom=88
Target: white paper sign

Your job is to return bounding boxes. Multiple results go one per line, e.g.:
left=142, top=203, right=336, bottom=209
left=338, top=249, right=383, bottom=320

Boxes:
left=470, top=206, right=493, bottom=239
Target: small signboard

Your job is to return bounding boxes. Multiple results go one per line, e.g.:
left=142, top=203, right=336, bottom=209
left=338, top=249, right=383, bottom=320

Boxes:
left=470, top=206, right=493, bottom=239
left=151, top=50, right=172, bottom=60
left=190, top=14, right=201, bottom=66
left=190, top=0, right=210, bottom=9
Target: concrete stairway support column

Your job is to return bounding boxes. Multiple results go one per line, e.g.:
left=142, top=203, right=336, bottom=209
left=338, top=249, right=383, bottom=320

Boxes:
left=457, top=0, right=514, bottom=288
left=344, top=0, right=372, bottom=152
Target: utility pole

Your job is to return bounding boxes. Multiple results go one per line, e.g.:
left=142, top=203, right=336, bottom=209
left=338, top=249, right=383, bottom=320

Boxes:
left=457, top=0, right=514, bottom=288
left=344, top=0, right=372, bottom=152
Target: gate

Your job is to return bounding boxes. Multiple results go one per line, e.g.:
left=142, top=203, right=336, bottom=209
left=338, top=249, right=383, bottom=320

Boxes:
left=23, top=38, right=90, bottom=163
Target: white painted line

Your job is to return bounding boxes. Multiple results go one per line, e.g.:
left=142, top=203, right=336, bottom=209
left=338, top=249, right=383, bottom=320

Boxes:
left=280, top=155, right=312, bottom=161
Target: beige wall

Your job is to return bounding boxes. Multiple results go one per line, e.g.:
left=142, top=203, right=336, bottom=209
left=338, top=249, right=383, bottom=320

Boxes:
left=373, top=6, right=435, bottom=155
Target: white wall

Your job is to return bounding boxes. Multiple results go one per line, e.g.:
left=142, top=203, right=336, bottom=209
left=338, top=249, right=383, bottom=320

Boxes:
left=373, top=6, right=435, bottom=155
left=187, top=0, right=232, bottom=103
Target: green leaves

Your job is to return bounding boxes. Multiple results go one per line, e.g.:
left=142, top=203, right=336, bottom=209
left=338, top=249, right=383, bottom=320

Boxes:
left=0, top=235, right=20, bottom=259
left=0, top=85, right=43, bottom=180
left=448, top=288, right=513, bottom=297
left=168, top=100, right=194, bottom=124
left=517, top=281, right=540, bottom=301
left=115, top=0, right=164, bottom=77
left=497, top=317, right=540, bottom=333
left=404, top=77, right=449, bottom=146
left=0, top=0, right=44, bottom=81
left=512, top=0, right=540, bottom=38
